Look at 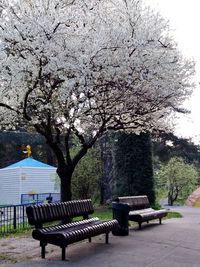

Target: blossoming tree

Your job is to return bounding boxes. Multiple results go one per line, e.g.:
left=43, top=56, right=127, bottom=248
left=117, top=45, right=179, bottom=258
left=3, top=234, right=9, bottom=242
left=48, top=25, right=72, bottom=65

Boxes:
left=0, top=0, right=195, bottom=201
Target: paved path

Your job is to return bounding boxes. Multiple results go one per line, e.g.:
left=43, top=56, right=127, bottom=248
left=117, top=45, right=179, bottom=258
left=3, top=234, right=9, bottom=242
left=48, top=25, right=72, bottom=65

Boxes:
left=7, top=206, right=200, bottom=267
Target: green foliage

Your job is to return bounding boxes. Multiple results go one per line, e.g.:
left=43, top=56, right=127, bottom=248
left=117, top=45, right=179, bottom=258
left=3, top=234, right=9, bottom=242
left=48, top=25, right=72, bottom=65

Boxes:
left=155, top=157, right=198, bottom=205
left=151, top=202, right=162, bottom=210
left=52, top=138, right=103, bottom=201
left=153, top=132, right=200, bottom=166
left=71, top=143, right=102, bottom=201
left=112, top=132, right=155, bottom=204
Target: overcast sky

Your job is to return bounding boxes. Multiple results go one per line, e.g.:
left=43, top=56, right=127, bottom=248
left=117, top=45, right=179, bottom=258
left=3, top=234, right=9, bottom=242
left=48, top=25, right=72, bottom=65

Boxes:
left=148, top=0, right=200, bottom=144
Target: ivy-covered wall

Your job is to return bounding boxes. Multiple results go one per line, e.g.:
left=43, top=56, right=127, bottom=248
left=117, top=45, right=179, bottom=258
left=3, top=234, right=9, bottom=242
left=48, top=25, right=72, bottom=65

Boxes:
left=112, top=132, right=155, bottom=204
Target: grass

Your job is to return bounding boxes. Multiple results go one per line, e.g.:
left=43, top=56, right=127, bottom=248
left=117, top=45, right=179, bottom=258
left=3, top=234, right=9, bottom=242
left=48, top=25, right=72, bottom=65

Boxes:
left=94, top=208, right=183, bottom=220
left=0, top=253, right=18, bottom=264
left=0, top=207, right=182, bottom=239
left=93, top=208, right=113, bottom=220
left=0, top=227, right=32, bottom=238
left=165, top=211, right=183, bottom=219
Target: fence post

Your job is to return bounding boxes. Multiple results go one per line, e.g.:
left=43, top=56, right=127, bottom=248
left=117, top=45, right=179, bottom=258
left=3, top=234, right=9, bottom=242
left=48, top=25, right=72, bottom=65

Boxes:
left=13, top=205, right=16, bottom=229
left=22, top=205, right=25, bottom=228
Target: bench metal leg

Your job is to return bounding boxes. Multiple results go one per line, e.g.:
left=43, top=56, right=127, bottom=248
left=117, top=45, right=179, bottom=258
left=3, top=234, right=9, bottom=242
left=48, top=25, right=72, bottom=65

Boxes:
left=88, top=237, right=92, bottom=242
left=138, top=222, right=142, bottom=230
left=62, top=247, right=66, bottom=261
left=159, top=218, right=162, bottom=224
left=40, top=242, right=46, bottom=259
left=105, top=233, right=109, bottom=244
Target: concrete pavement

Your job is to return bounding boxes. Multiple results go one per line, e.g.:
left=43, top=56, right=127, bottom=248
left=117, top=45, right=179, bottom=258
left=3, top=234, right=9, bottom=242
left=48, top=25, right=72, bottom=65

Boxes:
left=7, top=206, right=200, bottom=267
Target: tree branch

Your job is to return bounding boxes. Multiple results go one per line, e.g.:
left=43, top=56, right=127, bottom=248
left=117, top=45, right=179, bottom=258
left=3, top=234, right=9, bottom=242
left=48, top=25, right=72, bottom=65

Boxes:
left=23, top=59, right=43, bottom=121
left=64, top=129, right=72, bottom=166
left=0, top=103, right=19, bottom=114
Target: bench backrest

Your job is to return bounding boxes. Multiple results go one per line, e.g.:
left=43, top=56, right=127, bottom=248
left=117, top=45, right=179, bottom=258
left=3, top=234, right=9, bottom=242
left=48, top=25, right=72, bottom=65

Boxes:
left=115, top=195, right=150, bottom=210
left=26, top=199, right=94, bottom=227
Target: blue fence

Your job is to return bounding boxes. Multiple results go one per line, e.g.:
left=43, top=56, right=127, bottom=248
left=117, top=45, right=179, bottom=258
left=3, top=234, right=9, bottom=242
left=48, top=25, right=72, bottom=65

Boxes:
left=21, top=193, right=60, bottom=204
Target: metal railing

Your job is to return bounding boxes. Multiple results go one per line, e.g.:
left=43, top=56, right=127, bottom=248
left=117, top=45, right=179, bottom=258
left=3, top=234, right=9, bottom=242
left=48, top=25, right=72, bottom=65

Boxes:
left=0, top=203, right=31, bottom=235
left=0, top=193, right=61, bottom=235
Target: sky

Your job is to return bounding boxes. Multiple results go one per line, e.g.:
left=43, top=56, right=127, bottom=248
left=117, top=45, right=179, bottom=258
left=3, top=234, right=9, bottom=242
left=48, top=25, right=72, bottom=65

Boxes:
left=148, top=0, right=200, bottom=144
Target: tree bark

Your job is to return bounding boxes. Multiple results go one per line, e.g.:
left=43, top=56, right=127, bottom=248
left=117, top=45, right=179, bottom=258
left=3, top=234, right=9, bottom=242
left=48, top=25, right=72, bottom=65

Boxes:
left=168, top=193, right=173, bottom=206
left=57, top=165, right=73, bottom=202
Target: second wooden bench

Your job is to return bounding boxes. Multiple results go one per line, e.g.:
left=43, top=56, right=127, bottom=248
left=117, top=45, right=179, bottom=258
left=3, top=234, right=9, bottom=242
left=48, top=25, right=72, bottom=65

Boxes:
left=112, top=195, right=168, bottom=235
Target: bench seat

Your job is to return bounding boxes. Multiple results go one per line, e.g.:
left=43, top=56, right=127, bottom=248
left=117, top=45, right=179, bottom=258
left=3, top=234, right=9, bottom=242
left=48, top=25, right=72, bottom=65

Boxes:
left=129, top=209, right=168, bottom=223
left=129, top=208, right=154, bottom=215
left=32, top=217, right=118, bottom=246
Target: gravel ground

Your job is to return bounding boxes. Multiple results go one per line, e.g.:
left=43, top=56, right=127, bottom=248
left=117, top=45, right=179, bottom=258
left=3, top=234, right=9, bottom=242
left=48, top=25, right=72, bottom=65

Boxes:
left=0, top=233, right=107, bottom=266
left=0, top=207, right=192, bottom=266
left=0, top=234, right=63, bottom=266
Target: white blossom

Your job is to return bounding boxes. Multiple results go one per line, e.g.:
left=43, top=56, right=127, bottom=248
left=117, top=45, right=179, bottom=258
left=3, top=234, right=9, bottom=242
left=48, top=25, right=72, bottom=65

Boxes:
left=0, top=0, right=195, bottom=143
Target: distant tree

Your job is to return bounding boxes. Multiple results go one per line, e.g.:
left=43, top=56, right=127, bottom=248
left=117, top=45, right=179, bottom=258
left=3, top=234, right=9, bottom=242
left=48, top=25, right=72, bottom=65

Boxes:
left=99, top=134, right=113, bottom=204
left=71, top=143, right=102, bottom=201
left=113, top=132, right=155, bottom=204
left=155, top=157, right=198, bottom=206
left=0, top=0, right=195, bottom=201
left=53, top=141, right=102, bottom=201
left=153, top=132, right=200, bottom=165
left=0, top=131, right=56, bottom=167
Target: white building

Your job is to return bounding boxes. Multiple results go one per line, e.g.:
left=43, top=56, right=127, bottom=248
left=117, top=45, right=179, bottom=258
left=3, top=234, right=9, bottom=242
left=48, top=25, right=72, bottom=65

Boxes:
left=0, top=157, right=59, bottom=205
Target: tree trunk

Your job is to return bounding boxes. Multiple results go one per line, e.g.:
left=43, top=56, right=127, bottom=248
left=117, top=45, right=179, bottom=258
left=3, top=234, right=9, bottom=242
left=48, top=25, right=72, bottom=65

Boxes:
left=57, top=165, right=73, bottom=202
left=100, top=178, right=104, bottom=205
left=168, top=193, right=173, bottom=206
left=45, top=144, right=55, bottom=166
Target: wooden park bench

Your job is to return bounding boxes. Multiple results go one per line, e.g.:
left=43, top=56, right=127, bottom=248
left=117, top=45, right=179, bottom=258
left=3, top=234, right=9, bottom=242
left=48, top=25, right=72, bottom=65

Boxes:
left=26, top=199, right=119, bottom=260
left=112, top=195, right=168, bottom=234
